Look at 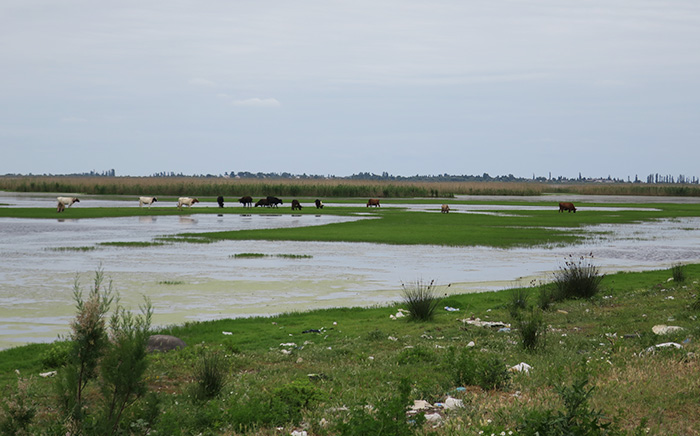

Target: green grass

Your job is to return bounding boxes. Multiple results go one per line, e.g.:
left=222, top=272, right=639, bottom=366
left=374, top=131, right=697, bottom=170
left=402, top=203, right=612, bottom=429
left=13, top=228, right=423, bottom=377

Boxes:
left=230, top=253, right=313, bottom=259
left=2, top=265, right=700, bottom=434
left=98, top=241, right=167, bottom=247
left=46, top=246, right=97, bottom=252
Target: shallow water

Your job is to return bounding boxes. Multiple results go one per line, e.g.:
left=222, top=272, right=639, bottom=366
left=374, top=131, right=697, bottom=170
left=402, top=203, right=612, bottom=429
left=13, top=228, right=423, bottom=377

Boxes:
left=2, top=193, right=700, bottom=349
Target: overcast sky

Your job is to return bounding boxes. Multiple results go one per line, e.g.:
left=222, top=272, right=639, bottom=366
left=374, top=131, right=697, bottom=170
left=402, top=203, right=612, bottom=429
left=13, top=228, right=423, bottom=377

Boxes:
left=1, top=1, right=699, bottom=179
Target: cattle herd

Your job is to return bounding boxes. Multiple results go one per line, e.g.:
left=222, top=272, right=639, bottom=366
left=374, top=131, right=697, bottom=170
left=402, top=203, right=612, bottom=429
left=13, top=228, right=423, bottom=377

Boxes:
left=54, top=196, right=577, bottom=214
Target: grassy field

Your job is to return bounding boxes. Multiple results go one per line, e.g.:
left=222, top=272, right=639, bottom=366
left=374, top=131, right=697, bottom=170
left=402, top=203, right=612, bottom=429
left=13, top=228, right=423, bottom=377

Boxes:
left=2, top=190, right=700, bottom=434
left=1, top=265, right=699, bottom=435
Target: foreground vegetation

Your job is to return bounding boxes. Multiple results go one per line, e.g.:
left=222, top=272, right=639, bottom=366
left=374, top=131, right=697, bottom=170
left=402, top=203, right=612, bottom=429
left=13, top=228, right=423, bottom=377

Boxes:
left=2, top=264, right=699, bottom=435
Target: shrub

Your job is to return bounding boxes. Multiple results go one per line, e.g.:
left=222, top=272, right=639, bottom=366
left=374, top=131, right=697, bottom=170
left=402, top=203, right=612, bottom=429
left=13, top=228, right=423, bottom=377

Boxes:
left=517, top=375, right=625, bottom=436
left=537, top=283, right=556, bottom=311
left=40, top=340, right=72, bottom=369
left=516, top=308, right=546, bottom=351
left=553, top=254, right=603, bottom=300
left=335, top=378, right=423, bottom=436
left=0, top=378, right=36, bottom=436
left=192, top=351, right=228, bottom=401
left=54, top=268, right=154, bottom=435
left=401, top=279, right=443, bottom=321
left=452, top=349, right=510, bottom=391
left=269, top=379, right=326, bottom=425
left=671, top=263, right=686, bottom=282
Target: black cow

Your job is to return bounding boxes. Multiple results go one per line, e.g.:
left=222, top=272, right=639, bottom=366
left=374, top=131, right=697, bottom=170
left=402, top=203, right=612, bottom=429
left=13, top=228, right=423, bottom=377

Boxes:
left=255, top=198, right=270, bottom=207
left=217, top=196, right=224, bottom=208
left=291, top=199, right=302, bottom=210
left=315, top=199, right=324, bottom=209
left=266, top=196, right=283, bottom=208
left=238, top=196, right=253, bottom=207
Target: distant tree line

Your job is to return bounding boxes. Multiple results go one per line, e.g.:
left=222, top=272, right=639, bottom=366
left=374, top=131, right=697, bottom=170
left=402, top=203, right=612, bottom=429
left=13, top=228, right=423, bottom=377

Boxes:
left=3, top=169, right=699, bottom=185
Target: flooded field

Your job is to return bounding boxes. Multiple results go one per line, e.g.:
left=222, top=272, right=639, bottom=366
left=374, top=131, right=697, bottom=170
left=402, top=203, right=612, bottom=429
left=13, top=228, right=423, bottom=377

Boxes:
left=2, top=193, right=700, bottom=349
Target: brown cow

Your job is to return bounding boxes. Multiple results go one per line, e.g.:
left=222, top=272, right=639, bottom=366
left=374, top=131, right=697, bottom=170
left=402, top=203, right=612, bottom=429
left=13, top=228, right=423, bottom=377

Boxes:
left=291, top=199, right=302, bottom=210
left=559, top=202, right=577, bottom=213
left=367, top=198, right=381, bottom=207
left=441, top=204, right=450, bottom=213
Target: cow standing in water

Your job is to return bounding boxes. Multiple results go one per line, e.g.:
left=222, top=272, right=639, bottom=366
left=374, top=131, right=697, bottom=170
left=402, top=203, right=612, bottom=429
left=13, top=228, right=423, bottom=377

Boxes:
left=315, top=199, right=324, bottom=209
left=238, top=196, right=253, bottom=207
left=367, top=199, right=381, bottom=207
left=217, top=196, right=224, bottom=208
left=559, top=202, right=577, bottom=213
left=291, top=199, right=302, bottom=210
left=441, top=204, right=450, bottom=213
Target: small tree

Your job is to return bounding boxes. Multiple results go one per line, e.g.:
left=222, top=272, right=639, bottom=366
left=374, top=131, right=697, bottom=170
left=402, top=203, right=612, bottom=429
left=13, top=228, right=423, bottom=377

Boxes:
left=54, top=268, right=154, bottom=435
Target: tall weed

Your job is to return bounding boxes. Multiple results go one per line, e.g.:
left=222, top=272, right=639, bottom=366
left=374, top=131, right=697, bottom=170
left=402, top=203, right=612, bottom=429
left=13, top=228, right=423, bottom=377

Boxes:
left=553, top=254, right=603, bottom=300
left=401, top=279, right=443, bottom=321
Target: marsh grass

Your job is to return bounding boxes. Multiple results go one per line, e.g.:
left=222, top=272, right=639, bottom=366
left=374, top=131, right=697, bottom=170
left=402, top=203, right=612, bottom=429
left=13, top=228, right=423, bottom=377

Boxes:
left=401, top=279, right=443, bottom=321
left=553, top=254, right=603, bottom=300
left=191, top=351, right=227, bottom=401
left=98, top=241, right=167, bottom=248
left=157, top=280, right=185, bottom=285
left=230, top=253, right=313, bottom=259
left=671, top=263, right=686, bottom=282
left=46, top=246, right=96, bottom=252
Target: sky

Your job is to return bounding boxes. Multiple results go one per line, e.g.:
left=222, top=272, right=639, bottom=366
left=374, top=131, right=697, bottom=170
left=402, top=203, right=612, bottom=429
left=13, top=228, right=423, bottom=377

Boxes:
left=1, top=1, right=699, bottom=179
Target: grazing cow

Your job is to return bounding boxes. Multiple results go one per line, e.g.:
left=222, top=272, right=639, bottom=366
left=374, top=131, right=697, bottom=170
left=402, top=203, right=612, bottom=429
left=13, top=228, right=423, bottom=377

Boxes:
left=367, top=198, right=381, bottom=207
left=441, top=204, right=450, bottom=213
left=315, top=199, right=324, bottom=209
left=177, top=197, right=199, bottom=210
left=255, top=198, right=270, bottom=207
left=217, top=196, right=224, bottom=208
left=559, top=202, right=577, bottom=213
left=139, top=196, right=157, bottom=208
left=56, top=197, right=79, bottom=213
left=266, top=196, right=283, bottom=208
left=291, top=199, right=302, bottom=210
left=238, top=196, right=253, bottom=207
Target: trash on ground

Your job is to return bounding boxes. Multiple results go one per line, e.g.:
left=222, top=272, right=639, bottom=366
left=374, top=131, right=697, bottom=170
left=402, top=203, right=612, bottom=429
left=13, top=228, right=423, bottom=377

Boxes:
left=652, top=325, right=685, bottom=335
left=509, top=362, right=532, bottom=374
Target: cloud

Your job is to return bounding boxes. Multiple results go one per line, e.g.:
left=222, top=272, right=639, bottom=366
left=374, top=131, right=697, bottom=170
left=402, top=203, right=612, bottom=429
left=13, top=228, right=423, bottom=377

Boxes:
left=231, top=98, right=281, bottom=108
left=188, top=78, right=217, bottom=87
left=60, top=116, right=87, bottom=123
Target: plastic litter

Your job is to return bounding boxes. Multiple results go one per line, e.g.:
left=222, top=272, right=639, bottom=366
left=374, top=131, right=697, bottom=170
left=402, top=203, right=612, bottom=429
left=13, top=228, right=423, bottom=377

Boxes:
left=222, top=331, right=232, bottom=335
left=443, top=396, right=464, bottom=410
left=444, top=306, right=460, bottom=312
left=645, top=342, right=683, bottom=354
left=652, top=325, right=685, bottom=335
left=509, top=362, right=532, bottom=374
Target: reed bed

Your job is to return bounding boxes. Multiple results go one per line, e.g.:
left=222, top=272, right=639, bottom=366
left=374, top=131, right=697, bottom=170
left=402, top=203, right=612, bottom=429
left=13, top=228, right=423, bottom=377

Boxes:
left=1, top=176, right=699, bottom=198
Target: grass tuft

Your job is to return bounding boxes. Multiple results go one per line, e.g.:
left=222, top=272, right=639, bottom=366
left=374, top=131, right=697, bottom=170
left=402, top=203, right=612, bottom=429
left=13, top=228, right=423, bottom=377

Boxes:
left=401, top=279, right=443, bottom=321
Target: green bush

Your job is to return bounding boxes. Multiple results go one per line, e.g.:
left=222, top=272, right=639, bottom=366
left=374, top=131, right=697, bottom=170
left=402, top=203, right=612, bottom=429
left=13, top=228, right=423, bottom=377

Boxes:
left=396, top=346, right=437, bottom=365
left=516, top=308, right=546, bottom=351
left=191, top=351, right=228, bottom=401
left=269, top=379, right=326, bottom=425
left=40, top=341, right=72, bottom=369
left=335, top=378, right=423, bottom=436
left=401, top=279, right=443, bottom=322
left=517, top=375, right=625, bottom=436
left=553, top=254, right=603, bottom=300
left=452, top=349, right=510, bottom=391
left=671, top=263, right=686, bottom=283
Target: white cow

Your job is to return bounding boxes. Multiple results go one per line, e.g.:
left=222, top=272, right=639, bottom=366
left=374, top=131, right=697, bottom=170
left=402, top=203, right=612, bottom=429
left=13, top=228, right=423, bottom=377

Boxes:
left=139, top=196, right=158, bottom=208
left=177, top=197, right=199, bottom=210
left=56, top=197, right=79, bottom=213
